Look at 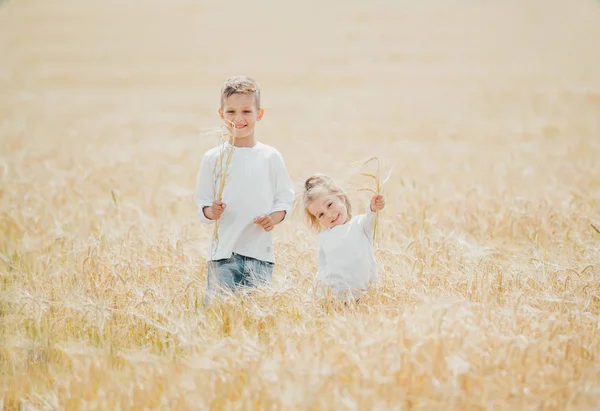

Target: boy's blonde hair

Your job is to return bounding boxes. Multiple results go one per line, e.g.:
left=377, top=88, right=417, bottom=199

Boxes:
left=220, top=76, right=261, bottom=109
left=303, top=175, right=352, bottom=231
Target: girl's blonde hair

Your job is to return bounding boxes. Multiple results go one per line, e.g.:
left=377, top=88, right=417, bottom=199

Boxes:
left=303, top=174, right=352, bottom=231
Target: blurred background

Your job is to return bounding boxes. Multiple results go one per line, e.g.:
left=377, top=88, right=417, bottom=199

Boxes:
left=2, top=0, right=599, bottom=237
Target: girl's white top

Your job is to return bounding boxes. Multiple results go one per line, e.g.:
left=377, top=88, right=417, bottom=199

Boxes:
left=194, top=142, right=294, bottom=263
left=315, top=206, right=378, bottom=298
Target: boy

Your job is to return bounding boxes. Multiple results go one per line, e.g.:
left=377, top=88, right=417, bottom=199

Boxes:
left=194, top=76, right=294, bottom=303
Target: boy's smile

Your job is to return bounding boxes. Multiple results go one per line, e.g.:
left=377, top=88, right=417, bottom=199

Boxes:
left=219, top=93, right=264, bottom=147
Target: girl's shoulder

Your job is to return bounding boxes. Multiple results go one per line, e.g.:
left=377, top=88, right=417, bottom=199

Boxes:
left=350, top=213, right=367, bottom=225
left=317, top=229, right=334, bottom=244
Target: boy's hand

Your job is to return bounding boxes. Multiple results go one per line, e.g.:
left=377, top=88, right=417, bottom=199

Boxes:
left=203, top=200, right=226, bottom=220
left=253, top=214, right=275, bottom=232
left=370, top=194, right=385, bottom=212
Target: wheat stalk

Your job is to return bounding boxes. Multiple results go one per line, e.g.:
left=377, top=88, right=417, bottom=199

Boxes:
left=357, top=157, right=392, bottom=246
left=211, top=122, right=237, bottom=244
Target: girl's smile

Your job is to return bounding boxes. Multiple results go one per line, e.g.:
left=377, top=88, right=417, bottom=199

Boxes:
left=307, top=195, right=349, bottom=230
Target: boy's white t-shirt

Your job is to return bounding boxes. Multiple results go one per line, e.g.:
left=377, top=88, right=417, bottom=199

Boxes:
left=315, top=206, right=378, bottom=298
left=194, top=142, right=294, bottom=263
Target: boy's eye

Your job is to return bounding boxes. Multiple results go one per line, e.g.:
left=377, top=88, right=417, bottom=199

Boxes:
left=327, top=203, right=332, bottom=208
left=243, top=110, right=252, bottom=114
left=226, top=111, right=235, bottom=114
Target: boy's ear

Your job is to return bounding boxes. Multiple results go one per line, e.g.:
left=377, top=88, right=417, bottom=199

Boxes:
left=218, top=108, right=224, bottom=119
left=257, top=108, right=265, bottom=121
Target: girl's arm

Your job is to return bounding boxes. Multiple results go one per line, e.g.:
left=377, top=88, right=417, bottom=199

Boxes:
left=360, top=206, right=377, bottom=240
left=360, top=194, right=385, bottom=239
left=193, top=154, right=216, bottom=224
left=310, top=242, right=329, bottom=298
left=316, top=242, right=328, bottom=279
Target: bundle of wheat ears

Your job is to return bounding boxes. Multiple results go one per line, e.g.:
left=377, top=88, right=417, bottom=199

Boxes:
left=209, top=121, right=237, bottom=257
left=358, top=156, right=393, bottom=246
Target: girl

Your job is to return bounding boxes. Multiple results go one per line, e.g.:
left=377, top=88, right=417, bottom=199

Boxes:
left=302, top=175, right=385, bottom=300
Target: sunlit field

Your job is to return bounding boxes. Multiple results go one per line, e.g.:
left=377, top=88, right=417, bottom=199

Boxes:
left=1, top=0, right=600, bottom=409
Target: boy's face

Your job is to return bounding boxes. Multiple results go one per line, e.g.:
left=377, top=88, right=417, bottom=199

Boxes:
left=218, top=93, right=264, bottom=141
left=307, top=195, right=349, bottom=230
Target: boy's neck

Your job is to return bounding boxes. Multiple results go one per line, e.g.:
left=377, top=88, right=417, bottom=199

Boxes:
left=231, top=135, right=257, bottom=148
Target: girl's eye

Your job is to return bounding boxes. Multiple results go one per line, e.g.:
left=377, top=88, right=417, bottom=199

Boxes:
left=243, top=110, right=251, bottom=114
left=318, top=213, right=324, bottom=219
left=327, top=203, right=332, bottom=208
left=227, top=111, right=235, bottom=114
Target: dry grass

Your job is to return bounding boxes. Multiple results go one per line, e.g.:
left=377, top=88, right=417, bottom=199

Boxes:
left=1, top=0, right=600, bottom=409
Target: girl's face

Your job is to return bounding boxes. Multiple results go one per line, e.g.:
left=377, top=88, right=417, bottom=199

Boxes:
left=307, top=195, right=349, bottom=230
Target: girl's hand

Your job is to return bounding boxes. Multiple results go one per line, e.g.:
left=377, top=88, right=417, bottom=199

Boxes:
left=254, top=214, right=275, bottom=232
left=370, top=194, right=385, bottom=212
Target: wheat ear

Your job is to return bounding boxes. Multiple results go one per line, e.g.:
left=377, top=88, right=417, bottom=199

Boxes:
left=212, top=122, right=237, bottom=243
left=357, top=157, right=392, bottom=245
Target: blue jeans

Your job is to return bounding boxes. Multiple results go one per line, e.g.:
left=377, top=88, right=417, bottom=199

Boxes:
left=205, top=253, right=274, bottom=303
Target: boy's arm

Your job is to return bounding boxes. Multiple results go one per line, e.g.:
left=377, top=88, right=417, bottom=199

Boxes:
left=269, top=151, right=295, bottom=224
left=193, top=154, right=216, bottom=224
left=268, top=210, right=287, bottom=225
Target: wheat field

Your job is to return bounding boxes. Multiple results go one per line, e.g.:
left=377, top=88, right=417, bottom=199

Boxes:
left=1, top=0, right=600, bottom=409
